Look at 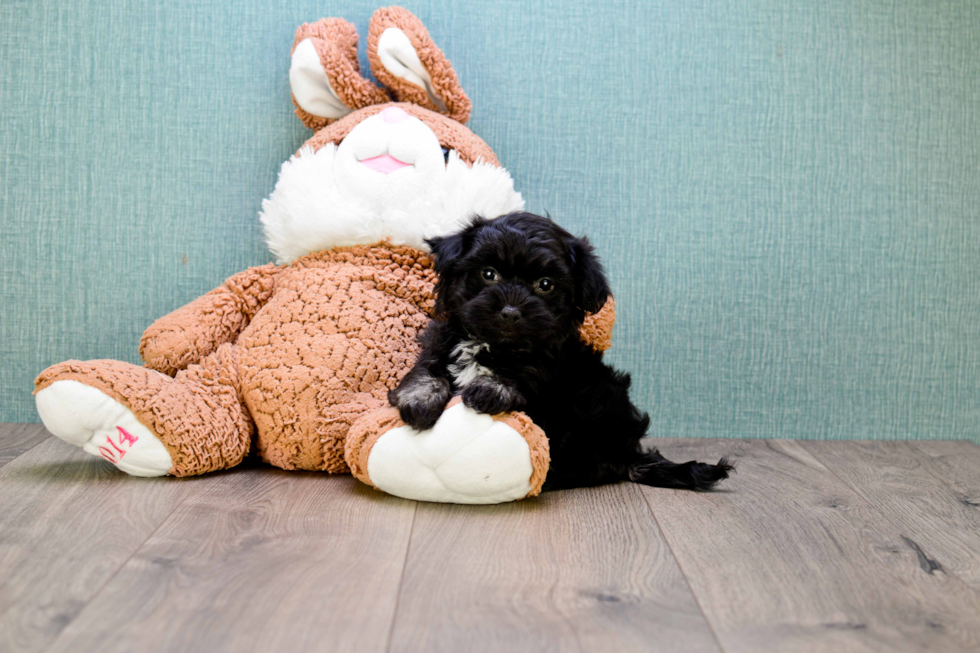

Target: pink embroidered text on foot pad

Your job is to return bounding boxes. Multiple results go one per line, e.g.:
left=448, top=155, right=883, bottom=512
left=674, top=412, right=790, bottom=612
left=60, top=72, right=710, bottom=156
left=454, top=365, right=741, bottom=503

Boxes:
left=35, top=380, right=173, bottom=477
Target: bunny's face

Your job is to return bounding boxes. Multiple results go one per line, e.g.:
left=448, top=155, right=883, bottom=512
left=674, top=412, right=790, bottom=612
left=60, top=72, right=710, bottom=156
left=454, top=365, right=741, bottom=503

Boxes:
left=332, top=105, right=464, bottom=212
left=260, top=8, right=523, bottom=264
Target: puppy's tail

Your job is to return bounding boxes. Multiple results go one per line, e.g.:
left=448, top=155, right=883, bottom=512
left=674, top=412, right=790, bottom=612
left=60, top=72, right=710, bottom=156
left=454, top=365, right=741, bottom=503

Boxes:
left=628, top=448, right=734, bottom=491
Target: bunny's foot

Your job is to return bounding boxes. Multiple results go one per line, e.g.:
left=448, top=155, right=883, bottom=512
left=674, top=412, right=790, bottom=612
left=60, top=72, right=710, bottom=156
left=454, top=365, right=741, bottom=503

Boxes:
left=346, top=397, right=549, bottom=504
left=35, top=380, right=172, bottom=476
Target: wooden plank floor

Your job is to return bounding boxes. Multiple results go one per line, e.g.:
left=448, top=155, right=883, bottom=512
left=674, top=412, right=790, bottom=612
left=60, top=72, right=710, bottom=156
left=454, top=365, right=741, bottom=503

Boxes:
left=1, top=424, right=979, bottom=653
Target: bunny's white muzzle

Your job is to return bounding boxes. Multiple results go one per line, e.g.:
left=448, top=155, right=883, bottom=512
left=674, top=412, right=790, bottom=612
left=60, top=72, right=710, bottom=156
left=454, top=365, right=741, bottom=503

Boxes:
left=259, top=108, right=525, bottom=265
left=333, top=106, right=447, bottom=214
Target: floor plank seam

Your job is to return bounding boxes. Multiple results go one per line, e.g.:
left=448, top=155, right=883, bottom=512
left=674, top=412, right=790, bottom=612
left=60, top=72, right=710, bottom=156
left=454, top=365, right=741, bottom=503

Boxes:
left=636, top=484, right=728, bottom=653
left=0, top=433, right=50, bottom=471
left=383, top=501, right=419, bottom=653
left=797, top=440, right=980, bottom=604
left=35, top=476, right=200, bottom=653
left=17, top=433, right=50, bottom=458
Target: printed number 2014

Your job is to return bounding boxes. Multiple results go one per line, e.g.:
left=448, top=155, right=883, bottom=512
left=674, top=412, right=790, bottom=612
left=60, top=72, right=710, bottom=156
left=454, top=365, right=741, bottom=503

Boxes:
left=99, top=426, right=139, bottom=463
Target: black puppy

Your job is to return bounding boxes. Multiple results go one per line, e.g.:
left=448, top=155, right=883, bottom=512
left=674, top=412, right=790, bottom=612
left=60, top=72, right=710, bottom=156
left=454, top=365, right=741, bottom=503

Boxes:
left=389, top=212, right=732, bottom=491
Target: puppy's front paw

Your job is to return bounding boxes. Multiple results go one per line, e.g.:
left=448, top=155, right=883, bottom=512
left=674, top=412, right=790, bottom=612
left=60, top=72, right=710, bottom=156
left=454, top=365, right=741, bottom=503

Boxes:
left=461, top=376, right=525, bottom=416
left=389, top=374, right=452, bottom=431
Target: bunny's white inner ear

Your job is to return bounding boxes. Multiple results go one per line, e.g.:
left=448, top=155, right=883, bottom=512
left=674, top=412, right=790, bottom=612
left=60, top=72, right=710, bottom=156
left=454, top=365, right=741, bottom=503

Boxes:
left=289, top=38, right=353, bottom=120
left=377, top=28, right=448, bottom=113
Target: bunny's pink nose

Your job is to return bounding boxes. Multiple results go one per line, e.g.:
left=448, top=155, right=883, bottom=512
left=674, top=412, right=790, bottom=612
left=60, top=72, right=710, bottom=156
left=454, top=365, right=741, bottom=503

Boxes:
left=381, top=106, right=410, bottom=124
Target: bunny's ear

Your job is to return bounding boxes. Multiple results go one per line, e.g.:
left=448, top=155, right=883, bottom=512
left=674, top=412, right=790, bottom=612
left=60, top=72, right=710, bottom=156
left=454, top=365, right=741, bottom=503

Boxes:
left=289, top=18, right=390, bottom=130
left=367, top=7, right=472, bottom=124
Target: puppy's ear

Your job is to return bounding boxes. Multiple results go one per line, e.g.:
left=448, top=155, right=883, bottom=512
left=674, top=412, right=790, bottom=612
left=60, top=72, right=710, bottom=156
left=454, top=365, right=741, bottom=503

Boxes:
left=567, top=236, right=611, bottom=314
left=426, top=232, right=465, bottom=276
left=426, top=232, right=465, bottom=316
left=427, top=218, right=490, bottom=315
left=426, top=216, right=491, bottom=274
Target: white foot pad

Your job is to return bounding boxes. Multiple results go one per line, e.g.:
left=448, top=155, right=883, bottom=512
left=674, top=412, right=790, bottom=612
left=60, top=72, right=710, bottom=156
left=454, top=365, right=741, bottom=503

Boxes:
left=366, top=402, right=534, bottom=504
left=36, top=380, right=173, bottom=477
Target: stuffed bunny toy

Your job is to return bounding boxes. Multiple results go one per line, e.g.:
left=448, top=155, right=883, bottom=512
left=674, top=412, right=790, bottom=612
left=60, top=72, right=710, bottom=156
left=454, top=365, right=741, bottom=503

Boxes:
left=34, top=6, right=615, bottom=504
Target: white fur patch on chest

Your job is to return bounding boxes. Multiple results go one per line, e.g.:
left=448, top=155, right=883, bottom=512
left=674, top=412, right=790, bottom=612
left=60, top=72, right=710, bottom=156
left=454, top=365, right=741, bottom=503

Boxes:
left=448, top=340, right=492, bottom=388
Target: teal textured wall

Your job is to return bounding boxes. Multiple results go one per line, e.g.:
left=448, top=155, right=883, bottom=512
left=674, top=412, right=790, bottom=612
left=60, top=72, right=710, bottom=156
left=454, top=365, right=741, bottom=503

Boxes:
left=2, top=1, right=979, bottom=441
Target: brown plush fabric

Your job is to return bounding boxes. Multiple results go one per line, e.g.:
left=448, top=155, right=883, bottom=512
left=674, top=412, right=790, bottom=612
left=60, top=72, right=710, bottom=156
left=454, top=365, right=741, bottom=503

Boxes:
left=140, top=264, right=280, bottom=376
left=491, top=409, right=550, bottom=498
left=235, top=245, right=436, bottom=472
left=345, top=404, right=406, bottom=487
left=581, top=296, right=616, bottom=353
left=290, top=18, right=390, bottom=130
left=367, top=7, right=472, bottom=124
left=301, top=102, right=498, bottom=166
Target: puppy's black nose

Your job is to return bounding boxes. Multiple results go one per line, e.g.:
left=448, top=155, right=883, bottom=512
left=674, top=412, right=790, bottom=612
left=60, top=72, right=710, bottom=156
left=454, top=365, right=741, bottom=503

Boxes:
left=499, top=306, right=522, bottom=324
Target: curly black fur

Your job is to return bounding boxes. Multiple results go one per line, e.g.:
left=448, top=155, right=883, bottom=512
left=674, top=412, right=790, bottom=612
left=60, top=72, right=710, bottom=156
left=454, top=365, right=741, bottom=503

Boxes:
left=389, top=212, right=733, bottom=491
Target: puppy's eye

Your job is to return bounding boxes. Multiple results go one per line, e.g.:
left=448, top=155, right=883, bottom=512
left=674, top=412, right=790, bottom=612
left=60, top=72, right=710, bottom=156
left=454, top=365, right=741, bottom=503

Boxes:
left=441, top=147, right=451, bottom=164
left=536, top=278, right=554, bottom=294
left=481, top=268, right=498, bottom=283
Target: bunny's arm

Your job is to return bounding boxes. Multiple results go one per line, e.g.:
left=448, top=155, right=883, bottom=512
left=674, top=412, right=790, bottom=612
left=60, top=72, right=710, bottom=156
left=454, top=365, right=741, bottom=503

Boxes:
left=580, top=296, right=617, bottom=353
left=139, top=263, right=282, bottom=375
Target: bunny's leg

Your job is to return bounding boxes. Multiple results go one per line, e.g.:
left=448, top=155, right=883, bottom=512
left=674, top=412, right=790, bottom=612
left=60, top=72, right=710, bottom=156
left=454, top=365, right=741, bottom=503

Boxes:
left=35, top=343, right=252, bottom=477
left=345, top=397, right=549, bottom=504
